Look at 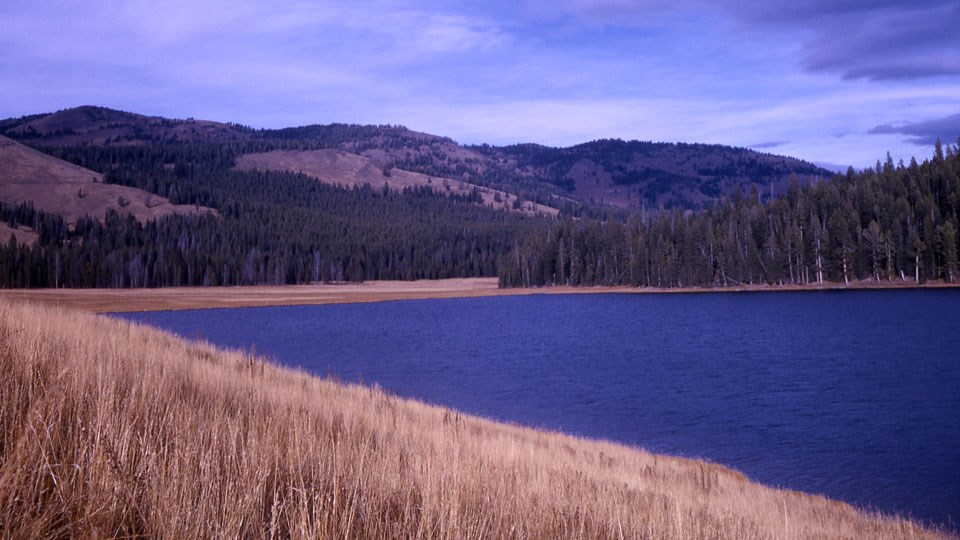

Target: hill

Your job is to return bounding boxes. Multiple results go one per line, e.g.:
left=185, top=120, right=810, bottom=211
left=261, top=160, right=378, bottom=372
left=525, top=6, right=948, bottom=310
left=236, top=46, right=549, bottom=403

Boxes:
left=2, top=105, right=252, bottom=146
left=0, top=106, right=955, bottom=290
left=254, top=122, right=831, bottom=210
left=0, top=299, right=950, bottom=539
left=498, top=144, right=960, bottom=288
left=3, top=106, right=830, bottom=211
left=0, top=135, right=213, bottom=229
left=235, top=149, right=559, bottom=217
left=484, top=139, right=829, bottom=209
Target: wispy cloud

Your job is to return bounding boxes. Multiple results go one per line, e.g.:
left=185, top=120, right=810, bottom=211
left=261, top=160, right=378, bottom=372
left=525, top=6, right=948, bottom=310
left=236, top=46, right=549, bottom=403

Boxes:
left=1, top=0, right=959, bottom=168
left=534, top=0, right=960, bottom=80
left=411, top=14, right=509, bottom=53
left=321, top=5, right=512, bottom=59
left=721, top=0, right=960, bottom=80
left=750, top=141, right=790, bottom=149
left=869, top=113, right=960, bottom=146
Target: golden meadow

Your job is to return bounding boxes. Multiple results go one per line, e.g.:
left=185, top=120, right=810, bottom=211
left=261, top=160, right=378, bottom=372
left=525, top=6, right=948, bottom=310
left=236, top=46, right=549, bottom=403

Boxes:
left=0, top=299, right=951, bottom=539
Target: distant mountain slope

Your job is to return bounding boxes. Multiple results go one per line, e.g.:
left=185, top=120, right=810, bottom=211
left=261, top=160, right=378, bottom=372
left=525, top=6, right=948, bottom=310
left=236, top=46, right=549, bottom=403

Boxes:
left=4, top=105, right=252, bottom=146
left=256, top=122, right=831, bottom=210
left=484, top=139, right=830, bottom=209
left=0, top=135, right=213, bottom=225
left=1, top=106, right=831, bottom=211
left=1, top=106, right=956, bottom=291
left=235, top=149, right=559, bottom=217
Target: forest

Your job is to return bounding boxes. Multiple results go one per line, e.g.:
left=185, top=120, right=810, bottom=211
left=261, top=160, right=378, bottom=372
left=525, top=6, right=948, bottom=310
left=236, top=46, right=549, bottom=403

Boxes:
left=500, top=143, right=960, bottom=288
left=0, top=127, right=958, bottom=289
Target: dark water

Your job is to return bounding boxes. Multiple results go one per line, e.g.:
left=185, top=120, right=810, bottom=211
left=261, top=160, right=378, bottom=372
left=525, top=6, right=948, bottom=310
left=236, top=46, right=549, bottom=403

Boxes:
left=117, top=289, right=960, bottom=529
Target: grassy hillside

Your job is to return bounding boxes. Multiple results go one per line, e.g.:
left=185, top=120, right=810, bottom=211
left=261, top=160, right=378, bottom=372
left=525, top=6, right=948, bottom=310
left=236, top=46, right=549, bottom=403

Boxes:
left=0, top=299, right=950, bottom=539
left=0, top=135, right=213, bottom=226
left=234, top=149, right=560, bottom=217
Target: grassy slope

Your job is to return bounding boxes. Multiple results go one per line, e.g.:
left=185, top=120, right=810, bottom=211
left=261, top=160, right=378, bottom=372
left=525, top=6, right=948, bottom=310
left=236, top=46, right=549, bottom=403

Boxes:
left=234, top=149, right=559, bottom=217
left=0, top=299, right=951, bottom=539
left=0, top=135, right=212, bottom=225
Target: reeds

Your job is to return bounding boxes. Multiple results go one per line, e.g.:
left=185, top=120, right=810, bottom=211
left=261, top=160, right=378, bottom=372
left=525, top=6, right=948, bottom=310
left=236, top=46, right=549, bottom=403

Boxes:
left=0, top=299, right=952, bottom=539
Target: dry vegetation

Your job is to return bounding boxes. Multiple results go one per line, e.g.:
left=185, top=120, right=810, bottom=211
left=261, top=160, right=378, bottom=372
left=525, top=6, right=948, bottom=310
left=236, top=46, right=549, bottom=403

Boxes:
left=0, top=278, right=511, bottom=312
left=3, top=277, right=957, bottom=314
left=0, top=299, right=952, bottom=539
left=0, top=135, right=212, bottom=226
left=0, top=222, right=38, bottom=246
left=235, top=149, right=559, bottom=217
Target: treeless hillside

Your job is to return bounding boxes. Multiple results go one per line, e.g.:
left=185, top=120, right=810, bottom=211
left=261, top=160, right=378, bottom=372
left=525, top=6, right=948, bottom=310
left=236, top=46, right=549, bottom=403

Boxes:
left=235, top=149, right=560, bottom=217
left=0, top=135, right=213, bottom=226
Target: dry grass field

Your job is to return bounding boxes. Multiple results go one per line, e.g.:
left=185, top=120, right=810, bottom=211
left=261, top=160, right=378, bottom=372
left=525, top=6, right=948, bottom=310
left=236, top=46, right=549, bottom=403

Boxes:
left=0, top=278, right=511, bottom=312
left=0, top=298, right=953, bottom=539
left=2, top=277, right=957, bottom=314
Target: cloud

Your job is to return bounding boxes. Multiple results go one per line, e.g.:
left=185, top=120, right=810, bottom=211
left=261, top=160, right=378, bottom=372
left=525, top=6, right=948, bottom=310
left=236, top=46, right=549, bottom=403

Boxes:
left=868, top=113, right=960, bottom=146
left=790, top=2, right=960, bottom=80
left=547, top=0, right=679, bottom=20
left=2, top=0, right=957, bottom=169
left=116, top=0, right=260, bottom=47
left=410, top=14, right=509, bottom=53
left=727, top=1, right=960, bottom=80
left=533, top=0, right=960, bottom=80
left=325, top=6, right=511, bottom=58
left=750, top=141, right=789, bottom=149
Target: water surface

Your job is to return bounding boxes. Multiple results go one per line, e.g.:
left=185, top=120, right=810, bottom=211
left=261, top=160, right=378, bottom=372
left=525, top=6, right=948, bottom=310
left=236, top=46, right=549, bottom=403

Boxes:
left=117, top=289, right=960, bottom=528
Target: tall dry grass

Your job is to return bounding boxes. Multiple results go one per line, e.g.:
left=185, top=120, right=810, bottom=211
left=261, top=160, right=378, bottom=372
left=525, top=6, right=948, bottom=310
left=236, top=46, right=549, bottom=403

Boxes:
left=0, top=299, right=952, bottom=539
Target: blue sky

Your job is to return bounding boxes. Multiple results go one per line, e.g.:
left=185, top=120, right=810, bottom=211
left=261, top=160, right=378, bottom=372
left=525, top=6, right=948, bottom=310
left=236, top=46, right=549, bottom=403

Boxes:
left=2, top=0, right=959, bottom=168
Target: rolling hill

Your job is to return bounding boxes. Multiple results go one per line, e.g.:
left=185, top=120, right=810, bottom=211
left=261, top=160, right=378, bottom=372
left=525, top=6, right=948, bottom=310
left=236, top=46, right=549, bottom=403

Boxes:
left=0, top=135, right=214, bottom=236
left=234, top=149, right=560, bottom=217
left=2, top=106, right=830, bottom=211
left=254, top=122, right=831, bottom=210
left=5, top=105, right=952, bottom=291
left=484, top=139, right=830, bottom=208
left=1, top=105, right=251, bottom=146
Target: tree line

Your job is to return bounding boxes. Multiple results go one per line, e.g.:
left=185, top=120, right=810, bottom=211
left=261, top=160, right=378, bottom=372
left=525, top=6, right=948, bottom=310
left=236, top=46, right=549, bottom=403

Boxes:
left=0, top=143, right=537, bottom=287
left=2, top=139, right=958, bottom=289
left=499, top=143, right=959, bottom=287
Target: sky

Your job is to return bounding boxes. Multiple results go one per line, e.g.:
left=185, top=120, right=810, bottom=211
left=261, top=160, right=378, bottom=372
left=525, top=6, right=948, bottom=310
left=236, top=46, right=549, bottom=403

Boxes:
left=2, top=0, right=959, bottom=169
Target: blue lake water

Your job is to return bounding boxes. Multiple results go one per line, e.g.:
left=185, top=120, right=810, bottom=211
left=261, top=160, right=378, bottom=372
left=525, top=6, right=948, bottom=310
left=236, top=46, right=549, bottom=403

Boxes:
left=116, top=289, right=960, bottom=529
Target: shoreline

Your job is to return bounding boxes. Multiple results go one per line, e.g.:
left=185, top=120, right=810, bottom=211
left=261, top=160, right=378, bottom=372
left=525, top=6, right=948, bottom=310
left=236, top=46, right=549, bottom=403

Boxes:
left=4, top=298, right=951, bottom=538
left=1, top=277, right=957, bottom=313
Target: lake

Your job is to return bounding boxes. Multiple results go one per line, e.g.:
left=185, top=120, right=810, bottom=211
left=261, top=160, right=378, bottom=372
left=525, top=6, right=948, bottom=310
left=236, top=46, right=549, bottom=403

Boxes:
left=116, top=289, right=960, bottom=529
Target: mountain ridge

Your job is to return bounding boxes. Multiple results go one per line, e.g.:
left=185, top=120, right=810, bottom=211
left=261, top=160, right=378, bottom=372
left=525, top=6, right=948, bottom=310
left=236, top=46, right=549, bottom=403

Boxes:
left=0, top=107, right=956, bottom=291
left=2, top=106, right=831, bottom=211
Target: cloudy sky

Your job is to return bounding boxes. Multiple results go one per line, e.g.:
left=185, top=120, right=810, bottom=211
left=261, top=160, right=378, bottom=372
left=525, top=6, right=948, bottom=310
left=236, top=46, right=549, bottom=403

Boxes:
left=2, top=0, right=959, bottom=168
